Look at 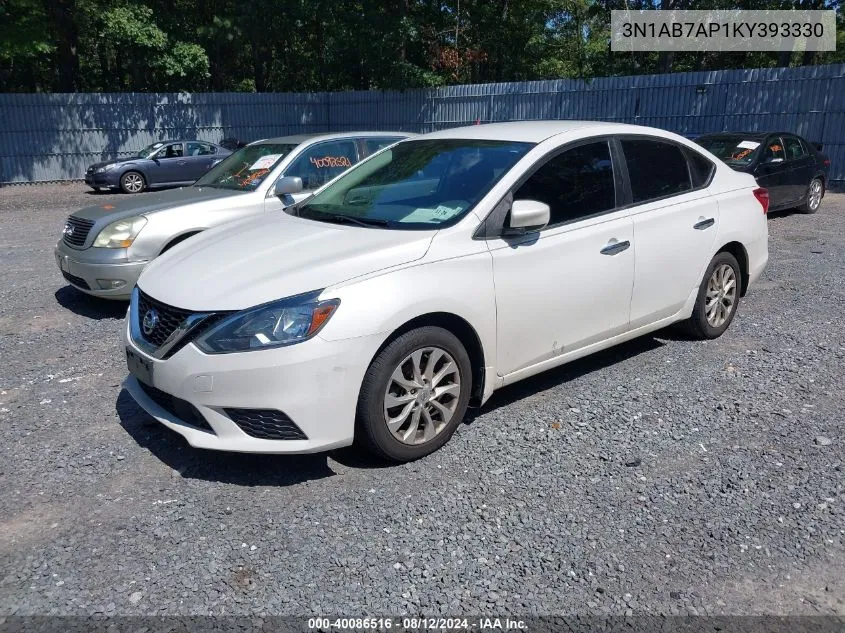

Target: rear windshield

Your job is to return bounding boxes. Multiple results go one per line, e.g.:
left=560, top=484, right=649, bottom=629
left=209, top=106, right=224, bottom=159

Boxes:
left=696, top=135, right=762, bottom=166
left=195, top=143, right=298, bottom=191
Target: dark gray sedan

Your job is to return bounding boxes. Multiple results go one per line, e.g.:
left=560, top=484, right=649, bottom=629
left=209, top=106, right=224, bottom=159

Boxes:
left=84, top=140, right=232, bottom=194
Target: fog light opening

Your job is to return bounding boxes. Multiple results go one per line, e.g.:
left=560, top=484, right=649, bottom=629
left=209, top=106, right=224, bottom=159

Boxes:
left=96, top=279, right=126, bottom=290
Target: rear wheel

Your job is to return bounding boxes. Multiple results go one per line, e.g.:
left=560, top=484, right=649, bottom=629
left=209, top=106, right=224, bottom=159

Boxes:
left=120, top=171, right=146, bottom=194
left=799, top=177, right=823, bottom=214
left=356, top=326, right=472, bottom=462
left=684, top=252, right=741, bottom=340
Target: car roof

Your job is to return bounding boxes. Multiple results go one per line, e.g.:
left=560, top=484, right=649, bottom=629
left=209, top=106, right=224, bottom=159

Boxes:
left=697, top=131, right=800, bottom=140
left=419, top=121, right=685, bottom=143
left=257, top=131, right=414, bottom=145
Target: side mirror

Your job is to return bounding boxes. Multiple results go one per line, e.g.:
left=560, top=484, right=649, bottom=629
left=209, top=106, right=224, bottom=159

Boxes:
left=505, top=199, right=550, bottom=235
left=274, top=176, right=303, bottom=196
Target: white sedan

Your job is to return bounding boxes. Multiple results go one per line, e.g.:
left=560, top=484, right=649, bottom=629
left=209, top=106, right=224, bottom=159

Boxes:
left=123, top=121, right=769, bottom=462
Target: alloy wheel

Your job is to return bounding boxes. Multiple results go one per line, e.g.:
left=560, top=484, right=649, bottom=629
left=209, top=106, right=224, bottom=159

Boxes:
left=808, top=179, right=822, bottom=211
left=123, top=173, right=144, bottom=193
left=705, top=264, right=737, bottom=328
left=383, top=346, right=461, bottom=445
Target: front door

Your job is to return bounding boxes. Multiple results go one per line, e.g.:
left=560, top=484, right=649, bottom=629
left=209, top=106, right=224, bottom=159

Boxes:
left=754, top=137, right=790, bottom=209
left=147, top=142, right=187, bottom=185
left=487, top=140, right=634, bottom=378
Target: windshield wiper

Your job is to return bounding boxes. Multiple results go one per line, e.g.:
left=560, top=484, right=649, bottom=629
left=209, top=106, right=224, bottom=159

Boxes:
left=316, top=213, right=390, bottom=228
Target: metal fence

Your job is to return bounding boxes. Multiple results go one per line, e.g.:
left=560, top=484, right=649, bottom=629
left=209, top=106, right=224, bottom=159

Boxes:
left=1, top=63, right=843, bottom=188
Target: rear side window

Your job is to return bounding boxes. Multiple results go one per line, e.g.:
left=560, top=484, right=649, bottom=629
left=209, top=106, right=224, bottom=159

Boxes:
left=685, top=149, right=715, bottom=188
left=361, top=137, right=404, bottom=157
left=514, top=141, right=616, bottom=227
left=621, top=139, right=691, bottom=204
left=783, top=136, right=805, bottom=160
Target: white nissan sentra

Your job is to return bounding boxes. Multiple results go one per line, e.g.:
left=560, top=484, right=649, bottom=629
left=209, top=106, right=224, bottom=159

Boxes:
left=123, top=121, right=768, bottom=462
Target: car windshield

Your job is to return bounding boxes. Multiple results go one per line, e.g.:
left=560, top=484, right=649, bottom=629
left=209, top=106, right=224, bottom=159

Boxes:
left=136, top=142, right=166, bottom=159
left=195, top=143, right=299, bottom=191
left=290, top=139, right=533, bottom=229
left=696, top=135, right=762, bottom=165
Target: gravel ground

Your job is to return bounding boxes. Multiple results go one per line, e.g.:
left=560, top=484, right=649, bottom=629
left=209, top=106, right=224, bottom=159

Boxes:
left=0, top=183, right=843, bottom=617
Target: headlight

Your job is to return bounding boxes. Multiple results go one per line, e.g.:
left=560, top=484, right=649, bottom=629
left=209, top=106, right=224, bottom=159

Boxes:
left=195, top=291, right=340, bottom=354
left=92, top=216, right=147, bottom=248
left=95, top=163, right=119, bottom=173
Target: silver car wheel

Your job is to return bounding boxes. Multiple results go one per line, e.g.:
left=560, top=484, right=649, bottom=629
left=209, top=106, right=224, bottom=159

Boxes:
left=705, top=264, right=737, bottom=328
left=383, top=346, right=461, bottom=445
left=808, top=179, right=822, bottom=211
left=123, top=173, right=144, bottom=193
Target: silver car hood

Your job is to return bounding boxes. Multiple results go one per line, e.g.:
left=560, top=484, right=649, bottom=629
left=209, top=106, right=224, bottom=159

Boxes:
left=70, top=186, right=249, bottom=223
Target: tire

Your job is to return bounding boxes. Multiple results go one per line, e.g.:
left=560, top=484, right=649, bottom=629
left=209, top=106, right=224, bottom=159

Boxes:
left=799, top=177, right=823, bottom=214
left=355, top=326, right=472, bottom=462
left=120, top=171, right=146, bottom=194
left=684, top=251, right=741, bottom=340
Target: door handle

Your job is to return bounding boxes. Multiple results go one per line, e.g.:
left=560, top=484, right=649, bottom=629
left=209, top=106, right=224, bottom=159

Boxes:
left=694, top=218, right=715, bottom=230
left=600, top=240, right=630, bottom=255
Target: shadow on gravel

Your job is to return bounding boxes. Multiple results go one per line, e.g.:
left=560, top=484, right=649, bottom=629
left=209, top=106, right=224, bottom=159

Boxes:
left=464, top=334, right=665, bottom=423
left=55, top=286, right=127, bottom=320
left=115, top=390, right=336, bottom=486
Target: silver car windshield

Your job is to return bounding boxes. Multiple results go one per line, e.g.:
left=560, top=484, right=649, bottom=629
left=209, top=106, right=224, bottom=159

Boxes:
left=290, top=139, right=533, bottom=229
left=195, top=143, right=299, bottom=191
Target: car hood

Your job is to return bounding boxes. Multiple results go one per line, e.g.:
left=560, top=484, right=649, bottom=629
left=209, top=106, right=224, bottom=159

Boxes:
left=137, top=213, right=435, bottom=311
left=69, top=186, right=248, bottom=223
left=87, top=157, right=144, bottom=171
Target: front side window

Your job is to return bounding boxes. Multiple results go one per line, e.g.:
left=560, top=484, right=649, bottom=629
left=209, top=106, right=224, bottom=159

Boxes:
left=291, top=139, right=532, bottom=229
left=155, top=143, right=184, bottom=159
left=622, top=139, right=691, bottom=204
left=284, top=140, right=359, bottom=190
left=763, top=138, right=785, bottom=163
left=194, top=142, right=298, bottom=191
left=783, top=136, right=805, bottom=160
left=514, top=141, right=616, bottom=227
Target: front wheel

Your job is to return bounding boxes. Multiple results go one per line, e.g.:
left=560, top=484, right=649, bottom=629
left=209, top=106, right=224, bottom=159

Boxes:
left=799, top=177, right=823, bottom=214
left=120, top=171, right=146, bottom=194
left=684, top=252, right=741, bottom=340
left=356, top=326, right=472, bottom=462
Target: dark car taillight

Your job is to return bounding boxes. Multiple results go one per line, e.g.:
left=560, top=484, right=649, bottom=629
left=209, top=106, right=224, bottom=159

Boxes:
left=823, top=159, right=831, bottom=166
left=753, top=188, right=769, bottom=214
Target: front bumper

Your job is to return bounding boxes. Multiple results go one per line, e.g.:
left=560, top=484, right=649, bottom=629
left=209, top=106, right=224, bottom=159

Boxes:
left=55, top=240, right=148, bottom=299
left=84, top=170, right=120, bottom=188
left=122, top=318, right=384, bottom=454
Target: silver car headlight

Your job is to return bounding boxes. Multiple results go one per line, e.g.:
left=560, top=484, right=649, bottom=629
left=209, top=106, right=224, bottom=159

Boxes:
left=195, top=291, right=340, bottom=354
left=92, top=216, right=147, bottom=248
left=95, top=163, right=119, bottom=173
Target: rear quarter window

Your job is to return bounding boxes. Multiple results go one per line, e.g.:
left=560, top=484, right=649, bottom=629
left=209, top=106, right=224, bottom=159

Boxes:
left=684, top=148, right=716, bottom=188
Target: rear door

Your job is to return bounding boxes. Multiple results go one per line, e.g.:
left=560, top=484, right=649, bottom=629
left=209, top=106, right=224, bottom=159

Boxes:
left=184, top=142, right=219, bottom=181
left=621, top=137, right=720, bottom=328
left=782, top=135, right=814, bottom=202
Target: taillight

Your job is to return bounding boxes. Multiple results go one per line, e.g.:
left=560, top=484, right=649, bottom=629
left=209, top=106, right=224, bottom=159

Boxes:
left=753, top=187, right=769, bottom=214
left=824, top=159, right=831, bottom=166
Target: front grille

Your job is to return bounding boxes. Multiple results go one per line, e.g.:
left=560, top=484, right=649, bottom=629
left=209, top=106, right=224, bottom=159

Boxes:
left=61, top=270, right=90, bottom=290
left=137, top=381, right=215, bottom=434
left=63, top=215, right=95, bottom=247
left=225, top=408, right=308, bottom=440
left=137, top=290, right=194, bottom=348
